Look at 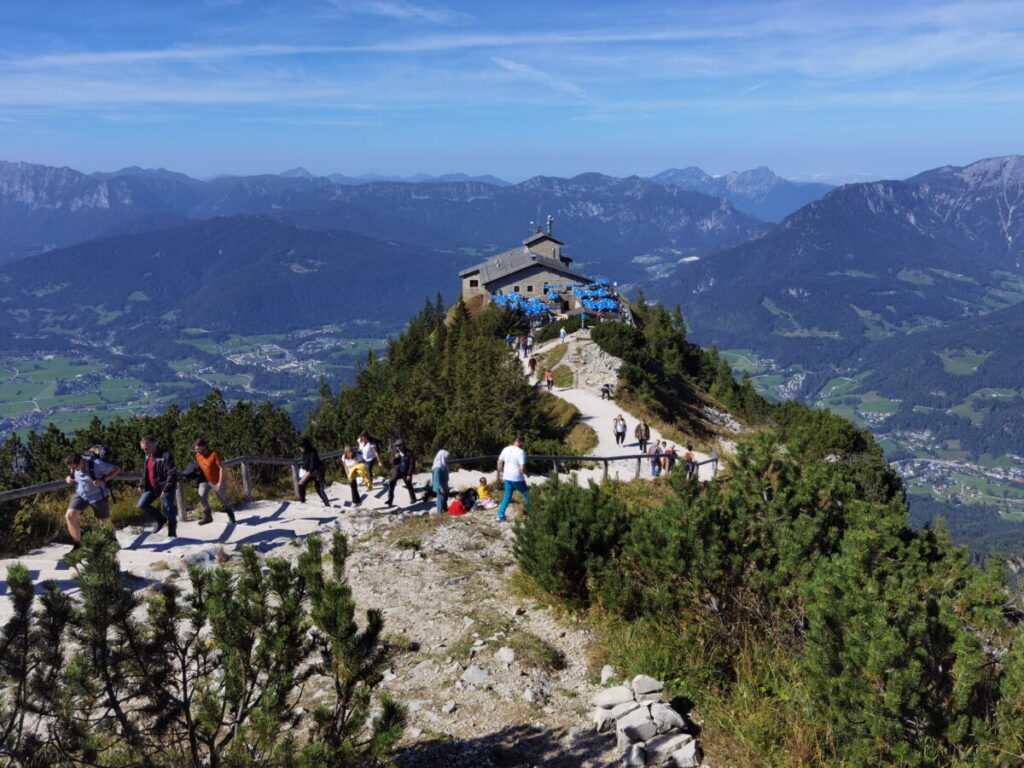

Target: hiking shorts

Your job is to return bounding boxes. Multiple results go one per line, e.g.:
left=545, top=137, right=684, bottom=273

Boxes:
left=69, top=494, right=111, bottom=519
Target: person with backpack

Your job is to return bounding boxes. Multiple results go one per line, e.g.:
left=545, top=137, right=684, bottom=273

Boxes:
left=386, top=439, right=417, bottom=508
left=63, top=449, right=121, bottom=551
left=431, top=449, right=450, bottom=515
left=544, top=368, right=554, bottom=391
left=138, top=436, right=179, bottom=537
left=297, top=437, right=331, bottom=507
left=191, top=438, right=236, bottom=525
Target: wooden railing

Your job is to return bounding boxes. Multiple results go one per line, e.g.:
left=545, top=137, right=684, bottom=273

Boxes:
left=0, top=449, right=718, bottom=521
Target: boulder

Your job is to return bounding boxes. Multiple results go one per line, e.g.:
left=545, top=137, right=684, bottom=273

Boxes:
left=460, top=665, right=489, bottom=686
left=645, top=732, right=693, bottom=765
left=650, top=702, right=686, bottom=734
left=441, top=700, right=457, bottom=715
left=631, top=675, right=664, bottom=695
left=593, top=707, right=616, bottom=733
left=600, top=664, right=615, bottom=684
left=617, top=707, right=658, bottom=742
left=670, top=740, right=702, bottom=768
left=624, top=742, right=647, bottom=766
left=609, top=700, right=640, bottom=719
left=495, top=646, right=516, bottom=667
left=593, top=685, right=634, bottom=708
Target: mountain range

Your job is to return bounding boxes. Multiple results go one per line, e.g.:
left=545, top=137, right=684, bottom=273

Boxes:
left=0, top=161, right=769, bottom=280
left=649, top=166, right=833, bottom=222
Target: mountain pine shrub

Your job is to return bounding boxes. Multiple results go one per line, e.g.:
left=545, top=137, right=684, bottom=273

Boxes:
left=0, top=528, right=404, bottom=767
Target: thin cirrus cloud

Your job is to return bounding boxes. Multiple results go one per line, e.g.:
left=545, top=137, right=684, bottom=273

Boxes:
left=492, top=58, right=586, bottom=98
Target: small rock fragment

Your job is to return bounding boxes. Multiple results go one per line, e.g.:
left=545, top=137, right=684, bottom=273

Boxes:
left=670, top=740, right=702, bottom=768
left=461, top=665, right=489, bottom=686
left=600, top=664, right=615, bottom=684
left=624, top=742, right=647, bottom=766
left=495, top=647, right=516, bottom=667
left=593, top=685, right=634, bottom=708
left=631, top=675, right=664, bottom=695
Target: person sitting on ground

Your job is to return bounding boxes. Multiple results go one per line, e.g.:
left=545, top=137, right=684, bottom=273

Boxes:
left=447, top=496, right=468, bottom=516
left=64, top=451, right=121, bottom=552
left=475, top=476, right=497, bottom=510
left=298, top=437, right=331, bottom=507
left=341, top=445, right=372, bottom=506
left=192, top=438, right=236, bottom=525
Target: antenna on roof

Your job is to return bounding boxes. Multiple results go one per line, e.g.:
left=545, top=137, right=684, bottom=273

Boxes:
left=529, top=220, right=535, bottom=232
left=546, top=214, right=554, bottom=235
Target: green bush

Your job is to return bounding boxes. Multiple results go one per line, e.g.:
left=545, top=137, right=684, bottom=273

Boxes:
left=0, top=529, right=405, bottom=767
left=590, top=321, right=648, bottom=363
left=535, top=317, right=577, bottom=344
left=513, top=475, right=628, bottom=609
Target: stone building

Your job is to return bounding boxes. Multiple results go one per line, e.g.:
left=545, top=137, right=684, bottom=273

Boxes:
left=459, top=231, right=593, bottom=311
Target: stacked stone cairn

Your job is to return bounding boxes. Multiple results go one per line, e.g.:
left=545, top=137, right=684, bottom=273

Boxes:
left=592, top=674, right=703, bottom=767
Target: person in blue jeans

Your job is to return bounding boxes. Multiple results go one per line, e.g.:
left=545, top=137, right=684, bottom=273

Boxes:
left=137, top=435, right=178, bottom=537
left=496, top=436, right=530, bottom=521
left=431, top=449, right=450, bottom=515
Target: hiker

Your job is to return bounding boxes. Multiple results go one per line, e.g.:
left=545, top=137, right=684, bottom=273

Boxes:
left=431, top=449, right=450, bottom=515
left=544, top=368, right=554, bottom=391
left=684, top=444, right=697, bottom=479
left=138, top=436, right=179, bottom=537
left=191, top=438, right=236, bottom=525
left=663, top=444, right=677, bottom=473
left=601, top=383, right=613, bottom=400
left=527, top=355, right=538, bottom=379
left=649, top=440, right=662, bottom=477
left=496, top=436, right=529, bottom=522
left=64, top=451, right=121, bottom=551
left=357, top=431, right=380, bottom=479
left=298, top=437, right=331, bottom=507
left=341, top=445, right=372, bottom=506
left=386, top=439, right=418, bottom=507
left=519, top=335, right=528, bottom=359
left=559, top=327, right=567, bottom=344
left=613, top=414, right=627, bottom=446
left=635, top=420, right=650, bottom=453
left=526, top=332, right=535, bottom=354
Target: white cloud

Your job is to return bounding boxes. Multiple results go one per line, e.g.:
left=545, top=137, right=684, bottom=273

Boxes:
left=492, top=58, right=586, bottom=97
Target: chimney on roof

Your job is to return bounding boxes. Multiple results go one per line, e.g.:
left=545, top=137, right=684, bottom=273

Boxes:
left=546, top=214, right=554, bottom=234
left=536, top=225, right=542, bottom=234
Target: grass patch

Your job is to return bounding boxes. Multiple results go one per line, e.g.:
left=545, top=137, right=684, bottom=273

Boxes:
left=566, top=422, right=598, bottom=455
left=897, top=268, right=935, bottom=285
left=936, top=348, right=992, bottom=375
left=448, top=604, right=566, bottom=672
left=536, top=343, right=567, bottom=372
left=552, top=364, right=573, bottom=388
left=539, top=392, right=580, bottom=431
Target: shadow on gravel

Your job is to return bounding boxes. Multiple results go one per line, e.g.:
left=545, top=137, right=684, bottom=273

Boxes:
left=392, top=722, right=613, bottom=768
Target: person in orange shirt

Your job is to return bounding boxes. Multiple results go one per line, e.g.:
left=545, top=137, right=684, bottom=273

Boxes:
left=192, top=438, right=237, bottom=524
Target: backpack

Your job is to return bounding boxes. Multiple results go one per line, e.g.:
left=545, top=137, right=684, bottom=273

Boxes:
left=83, top=447, right=118, bottom=499
left=460, top=488, right=479, bottom=508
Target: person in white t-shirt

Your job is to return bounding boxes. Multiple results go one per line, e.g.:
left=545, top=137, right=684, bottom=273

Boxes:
left=496, top=436, right=530, bottom=521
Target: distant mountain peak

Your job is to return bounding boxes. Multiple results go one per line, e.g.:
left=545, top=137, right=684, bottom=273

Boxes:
left=280, top=167, right=316, bottom=179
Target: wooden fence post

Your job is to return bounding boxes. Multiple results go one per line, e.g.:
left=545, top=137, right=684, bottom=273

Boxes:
left=635, top=458, right=641, bottom=479
left=603, top=460, right=609, bottom=480
left=175, top=483, right=188, bottom=522
left=241, top=461, right=253, bottom=502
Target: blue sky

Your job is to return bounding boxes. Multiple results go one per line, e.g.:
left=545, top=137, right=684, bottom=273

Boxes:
left=1, top=0, right=1022, bottom=183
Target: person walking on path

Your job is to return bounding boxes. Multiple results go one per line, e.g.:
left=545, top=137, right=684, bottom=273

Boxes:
left=519, top=335, right=528, bottom=359
left=526, top=332, right=535, bottom=355
left=648, top=440, right=663, bottom=477
left=64, top=451, right=120, bottom=551
left=386, top=439, right=418, bottom=507
left=635, top=420, right=650, bottom=453
left=431, top=449, right=451, bottom=515
left=684, top=444, right=697, bottom=479
left=544, top=368, right=554, bottom=391
left=357, top=431, right=380, bottom=479
left=297, top=437, right=331, bottom=507
left=341, top=445, right=371, bottom=506
left=496, top=436, right=530, bottom=522
left=192, top=438, right=236, bottom=525
left=527, top=355, right=537, bottom=379
left=559, top=326, right=567, bottom=344
left=613, top=414, right=627, bottom=446
left=138, top=436, right=179, bottom=537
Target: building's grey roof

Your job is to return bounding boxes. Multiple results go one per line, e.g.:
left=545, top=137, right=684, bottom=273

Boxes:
left=523, top=232, right=564, bottom=247
left=459, top=246, right=592, bottom=285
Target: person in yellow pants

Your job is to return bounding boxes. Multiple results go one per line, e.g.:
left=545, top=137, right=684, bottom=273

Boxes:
left=342, top=445, right=372, bottom=505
